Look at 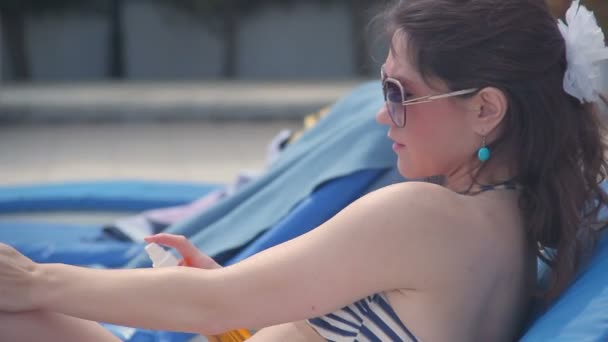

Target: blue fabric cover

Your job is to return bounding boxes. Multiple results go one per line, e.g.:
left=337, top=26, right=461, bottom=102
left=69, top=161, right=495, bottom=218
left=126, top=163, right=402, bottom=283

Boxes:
left=128, top=81, right=396, bottom=266
left=0, top=180, right=219, bottom=213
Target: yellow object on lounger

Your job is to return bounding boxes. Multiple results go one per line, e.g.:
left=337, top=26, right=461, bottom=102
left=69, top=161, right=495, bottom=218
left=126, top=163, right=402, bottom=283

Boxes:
left=207, top=329, right=252, bottom=342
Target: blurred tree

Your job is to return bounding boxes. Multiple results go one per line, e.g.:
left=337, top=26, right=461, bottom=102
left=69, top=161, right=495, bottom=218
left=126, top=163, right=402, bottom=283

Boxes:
left=168, top=0, right=265, bottom=78
left=547, top=0, right=607, bottom=33
left=0, top=0, right=81, bottom=80
left=350, top=0, right=373, bottom=76
left=106, top=0, right=125, bottom=79
left=0, top=0, right=125, bottom=81
left=547, top=0, right=570, bottom=17
left=584, top=0, right=608, bottom=33
left=349, top=0, right=391, bottom=77
left=168, top=0, right=372, bottom=78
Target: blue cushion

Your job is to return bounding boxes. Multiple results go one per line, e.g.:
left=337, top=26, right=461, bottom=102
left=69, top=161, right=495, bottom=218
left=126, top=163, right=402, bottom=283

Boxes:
left=227, top=169, right=384, bottom=265
left=521, top=230, right=608, bottom=341
left=0, top=221, right=143, bottom=268
left=0, top=180, right=219, bottom=213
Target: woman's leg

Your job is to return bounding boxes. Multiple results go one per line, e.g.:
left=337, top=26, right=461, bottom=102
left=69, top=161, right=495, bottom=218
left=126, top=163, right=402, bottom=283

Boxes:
left=0, top=310, right=121, bottom=342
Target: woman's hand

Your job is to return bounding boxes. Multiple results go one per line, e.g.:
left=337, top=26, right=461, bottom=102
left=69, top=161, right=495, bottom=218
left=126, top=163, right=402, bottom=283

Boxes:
left=0, top=243, right=40, bottom=312
left=144, top=234, right=221, bottom=269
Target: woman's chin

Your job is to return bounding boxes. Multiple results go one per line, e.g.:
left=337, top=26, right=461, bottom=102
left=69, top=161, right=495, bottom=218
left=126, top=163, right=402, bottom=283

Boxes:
left=397, top=163, right=416, bottom=179
left=397, top=162, right=430, bottom=180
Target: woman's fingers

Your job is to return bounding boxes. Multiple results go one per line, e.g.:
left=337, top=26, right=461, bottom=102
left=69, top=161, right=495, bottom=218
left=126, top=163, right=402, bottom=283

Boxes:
left=144, top=234, right=221, bottom=269
left=145, top=234, right=199, bottom=258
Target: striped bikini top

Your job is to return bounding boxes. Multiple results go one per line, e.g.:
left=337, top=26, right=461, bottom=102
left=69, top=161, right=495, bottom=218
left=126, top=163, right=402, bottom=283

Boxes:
left=307, top=293, right=419, bottom=342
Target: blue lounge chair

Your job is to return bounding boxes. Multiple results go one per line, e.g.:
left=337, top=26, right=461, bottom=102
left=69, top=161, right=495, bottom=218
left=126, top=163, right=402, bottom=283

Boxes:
left=0, top=180, right=219, bottom=267
left=520, top=225, right=608, bottom=340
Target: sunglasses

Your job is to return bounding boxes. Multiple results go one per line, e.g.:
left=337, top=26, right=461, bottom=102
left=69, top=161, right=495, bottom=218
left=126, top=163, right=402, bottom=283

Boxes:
left=381, top=66, right=478, bottom=127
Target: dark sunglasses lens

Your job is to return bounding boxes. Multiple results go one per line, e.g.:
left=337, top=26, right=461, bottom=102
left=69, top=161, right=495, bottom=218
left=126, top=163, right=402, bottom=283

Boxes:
left=384, top=81, right=405, bottom=127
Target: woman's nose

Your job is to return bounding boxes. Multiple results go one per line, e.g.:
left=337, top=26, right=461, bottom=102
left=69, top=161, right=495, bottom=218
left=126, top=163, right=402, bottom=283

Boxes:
left=376, top=104, right=392, bottom=125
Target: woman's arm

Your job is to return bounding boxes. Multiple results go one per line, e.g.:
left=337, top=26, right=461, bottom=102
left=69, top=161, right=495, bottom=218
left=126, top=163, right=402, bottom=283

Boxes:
left=36, top=265, right=224, bottom=334
left=19, top=181, right=472, bottom=334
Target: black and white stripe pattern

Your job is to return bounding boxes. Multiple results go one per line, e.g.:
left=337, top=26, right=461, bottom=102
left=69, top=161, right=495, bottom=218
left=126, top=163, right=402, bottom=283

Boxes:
left=308, top=293, right=419, bottom=341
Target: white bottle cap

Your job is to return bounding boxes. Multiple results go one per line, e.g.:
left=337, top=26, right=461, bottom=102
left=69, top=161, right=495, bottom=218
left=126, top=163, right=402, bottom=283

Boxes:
left=145, top=243, right=180, bottom=267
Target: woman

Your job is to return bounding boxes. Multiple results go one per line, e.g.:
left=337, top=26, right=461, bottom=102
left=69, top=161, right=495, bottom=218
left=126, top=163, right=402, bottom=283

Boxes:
left=1, top=0, right=607, bottom=341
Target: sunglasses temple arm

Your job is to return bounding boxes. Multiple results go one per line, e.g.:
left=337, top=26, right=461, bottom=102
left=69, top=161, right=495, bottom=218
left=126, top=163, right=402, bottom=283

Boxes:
left=402, top=88, right=478, bottom=105
left=429, top=88, right=478, bottom=100
left=401, top=98, right=433, bottom=105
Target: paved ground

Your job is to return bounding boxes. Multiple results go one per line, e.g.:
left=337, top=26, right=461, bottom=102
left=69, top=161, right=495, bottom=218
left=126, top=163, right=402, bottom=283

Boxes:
left=0, top=81, right=367, bottom=185
left=0, top=120, right=301, bottom=186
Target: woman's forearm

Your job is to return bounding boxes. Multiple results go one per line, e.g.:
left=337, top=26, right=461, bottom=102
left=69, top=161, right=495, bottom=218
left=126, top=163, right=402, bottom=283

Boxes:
left=34, top=263, right=226, bottom=335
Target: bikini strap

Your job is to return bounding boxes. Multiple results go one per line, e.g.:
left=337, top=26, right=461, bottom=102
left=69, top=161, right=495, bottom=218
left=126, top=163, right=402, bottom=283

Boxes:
left=459, top=180, right=522, bottom=196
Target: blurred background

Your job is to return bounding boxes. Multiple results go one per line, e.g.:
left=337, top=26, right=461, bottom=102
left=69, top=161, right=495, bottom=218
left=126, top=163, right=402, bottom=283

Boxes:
left=0, top=0, right=392, bottom=81
left=0, top=0, right=606, bottom=185
left=0, top=0, right=393, bottom=186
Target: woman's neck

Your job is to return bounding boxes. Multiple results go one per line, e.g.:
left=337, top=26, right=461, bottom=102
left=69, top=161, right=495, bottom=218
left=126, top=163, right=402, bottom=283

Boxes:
left=442, top=157, right=516, bottom=194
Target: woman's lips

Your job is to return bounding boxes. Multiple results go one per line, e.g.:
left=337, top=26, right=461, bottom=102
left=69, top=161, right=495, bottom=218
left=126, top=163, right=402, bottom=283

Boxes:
left=388, top=134, right=405, bottom=151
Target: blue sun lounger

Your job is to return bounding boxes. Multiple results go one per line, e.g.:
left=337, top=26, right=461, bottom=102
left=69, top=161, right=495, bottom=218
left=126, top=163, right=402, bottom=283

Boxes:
left=0, top=180, right=220, bottom=267
left=520, top=203, right=608, bottom=340
left=0, top=180, right=219, bottom=214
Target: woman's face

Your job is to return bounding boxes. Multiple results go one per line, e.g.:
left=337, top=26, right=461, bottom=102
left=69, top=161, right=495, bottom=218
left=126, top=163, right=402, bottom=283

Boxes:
left=376, top=33, right=480, bottom=179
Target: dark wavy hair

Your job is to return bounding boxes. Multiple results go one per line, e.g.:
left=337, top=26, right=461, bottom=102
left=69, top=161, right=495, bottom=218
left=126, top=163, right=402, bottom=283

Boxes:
left=383, top=0, right=608, bottom=306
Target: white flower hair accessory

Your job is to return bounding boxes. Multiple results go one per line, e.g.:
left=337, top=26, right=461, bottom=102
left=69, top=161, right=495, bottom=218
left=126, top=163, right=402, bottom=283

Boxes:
left=558, top=0, right=608, bottom=104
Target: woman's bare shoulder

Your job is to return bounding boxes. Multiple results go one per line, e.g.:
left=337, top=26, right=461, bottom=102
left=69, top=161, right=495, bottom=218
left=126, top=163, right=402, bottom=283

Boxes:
left=357, top=181, right=508, bottom=285
left=361, top=181, right=472, bottom=226
left=365, top=181, right=497, bottom=231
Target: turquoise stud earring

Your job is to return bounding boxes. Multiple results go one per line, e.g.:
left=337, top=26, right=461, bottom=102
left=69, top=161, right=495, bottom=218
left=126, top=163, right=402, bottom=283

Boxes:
left=478, top=136, right=491, bottom=162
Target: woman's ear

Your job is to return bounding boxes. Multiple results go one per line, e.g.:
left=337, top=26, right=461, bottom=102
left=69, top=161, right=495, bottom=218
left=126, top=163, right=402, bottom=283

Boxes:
left=471, top=87, right=508, bottom=135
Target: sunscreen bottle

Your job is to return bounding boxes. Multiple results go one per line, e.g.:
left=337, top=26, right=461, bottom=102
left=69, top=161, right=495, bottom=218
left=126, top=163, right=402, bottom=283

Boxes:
left=145, top=243, right=252, bottom=341
left=145, top=243, right=180, bottom=267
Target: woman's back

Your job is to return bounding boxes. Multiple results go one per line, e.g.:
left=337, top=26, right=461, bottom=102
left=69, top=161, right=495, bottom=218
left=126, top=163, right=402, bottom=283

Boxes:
left=251, top=184, right=537, bottom=341
left=382, top=188, right=536, bottom=341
